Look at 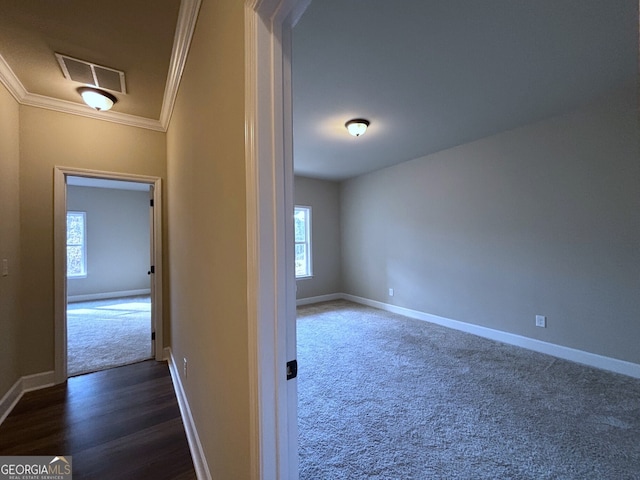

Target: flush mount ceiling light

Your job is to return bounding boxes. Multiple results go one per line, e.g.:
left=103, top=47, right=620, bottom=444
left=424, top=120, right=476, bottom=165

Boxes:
left=345, top=118, right=370, bottom=137
left=77, top=87, right=118, bottom=111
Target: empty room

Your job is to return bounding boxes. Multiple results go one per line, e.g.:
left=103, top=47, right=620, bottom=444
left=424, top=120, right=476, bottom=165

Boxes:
left=65, top=178, right=153, bottom=376
left=292, top=1, right=640, bottom=478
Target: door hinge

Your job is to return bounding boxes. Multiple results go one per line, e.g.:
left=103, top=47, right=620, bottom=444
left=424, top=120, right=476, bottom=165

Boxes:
left=150, top=198, right=154, bottom=207
left=148, top=265, right=155, bottom=275
left=151, top=331, right=155, bottom=340
left=286, top=360, right=297, bottom=380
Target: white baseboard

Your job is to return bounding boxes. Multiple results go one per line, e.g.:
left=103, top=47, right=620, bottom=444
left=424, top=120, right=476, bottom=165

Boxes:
left=296, top=293, right=343, bottom=306
left=166, top=349, right=211, bottom=480
left=22, top=371, right=56, bottom=392
left=340, top=293, right=640, bottom=379
left=0, top=377, right=22, bottom=426
left=0, top=370, right=56, bottom=426
left=67, top=289, right=151, bottom=303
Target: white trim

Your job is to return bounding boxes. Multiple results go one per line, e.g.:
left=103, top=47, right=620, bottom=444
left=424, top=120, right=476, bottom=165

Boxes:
left=296, top=293, right=342, bottom=306
left=20, top=92, right=165, bottom=131
left=0, top=0, right=200, bottom=132
left=342, top=294, right=640, bottom=379
left=162, top=346, right=171, bottom=361
left=0, top=371, right=55, bottom=426
left=245, top=1, right=303, bottom=479
left=21, top=371, right=56, bottom=392
left=166, top=350, right=211, bottom=480
left=245, top=5, right=279, bottom=478
left=159, top=0, right=202, bottom=129
left=67, top=289, right=152, bottom=303
left=0, top=54, right=27, bottom=100
left=280, top=18, right=300, bottom=480
left=0, top=378, right=22, bottom=426
left=54, top=167, right=164, bottom=384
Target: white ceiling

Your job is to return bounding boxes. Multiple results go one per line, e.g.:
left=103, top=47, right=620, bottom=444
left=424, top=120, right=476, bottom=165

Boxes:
left=292, top=0, right=638, bottom=181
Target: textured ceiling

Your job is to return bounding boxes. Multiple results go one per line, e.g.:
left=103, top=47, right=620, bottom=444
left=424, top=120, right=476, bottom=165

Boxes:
left=292, top=0, right=639, bottom=181
left=0, top=0, right=182, bottom=121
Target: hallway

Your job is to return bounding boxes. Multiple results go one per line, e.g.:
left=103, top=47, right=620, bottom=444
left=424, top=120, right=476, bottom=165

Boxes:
left=0, top=361, right=195, bottom=479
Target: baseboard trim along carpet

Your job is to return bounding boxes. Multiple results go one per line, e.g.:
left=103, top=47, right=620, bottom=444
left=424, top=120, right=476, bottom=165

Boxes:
left=297, top=293, right=640, bottom=379
left=296, top=293, right=343, bottom=306
left=67, top=288, right=151, bottom=303
left=167, top=349, right=211, bottom=480
left=0, top=371, right=55, bottom=426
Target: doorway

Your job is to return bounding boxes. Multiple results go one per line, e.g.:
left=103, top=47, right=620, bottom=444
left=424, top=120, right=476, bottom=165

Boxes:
left=53, top=167, right=163, bottom=383
left=65, top=176, right=153, bottom=376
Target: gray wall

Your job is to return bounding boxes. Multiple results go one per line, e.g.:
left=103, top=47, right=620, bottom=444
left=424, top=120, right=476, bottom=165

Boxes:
left=294, top=176, right=342, bottom=299
left=67, top=186, right=150, bottom=299
left=340, top=86, right=640, bottom=365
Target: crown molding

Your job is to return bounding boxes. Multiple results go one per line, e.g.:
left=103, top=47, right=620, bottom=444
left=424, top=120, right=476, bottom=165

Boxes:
left=0, top=0, right=202, bottom=133
left=22, top=92, right=165, bottom=131
left=159, top=0, right=202, bottom=129
left=0, top=54, right=27, bottom=100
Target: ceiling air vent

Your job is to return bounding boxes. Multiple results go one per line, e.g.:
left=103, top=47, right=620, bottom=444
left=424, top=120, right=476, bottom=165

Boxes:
left=55, top=53, right=127, bottom=94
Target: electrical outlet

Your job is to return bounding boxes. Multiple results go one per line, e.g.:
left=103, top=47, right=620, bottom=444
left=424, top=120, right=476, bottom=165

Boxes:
left=535, top=315, right=546, bottom=328
left=389, top=288, right=394, bottom=297
left=183, top=358, right=188, bottom=378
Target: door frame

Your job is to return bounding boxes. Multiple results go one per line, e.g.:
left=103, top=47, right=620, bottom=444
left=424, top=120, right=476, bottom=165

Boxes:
left=245, top=0, right=309, bottom=478
left=53, top=166, right=163, bottom=384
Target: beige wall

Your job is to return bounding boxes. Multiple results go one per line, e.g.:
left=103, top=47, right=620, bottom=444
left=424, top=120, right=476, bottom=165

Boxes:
left=166, top=0, right=250, bottom=477
left=294, top=176, right=342, bottom=299
left=341, top=86, right=640, bottom=364
left=0, top=83, right=21, bottom=397
left=19, top=106, right=166, bottom=375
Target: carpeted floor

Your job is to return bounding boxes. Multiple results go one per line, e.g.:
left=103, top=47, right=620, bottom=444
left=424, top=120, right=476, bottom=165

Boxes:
left=67, top=296, right=152, bottom=376
left=297, top=300, right=640, bottom=479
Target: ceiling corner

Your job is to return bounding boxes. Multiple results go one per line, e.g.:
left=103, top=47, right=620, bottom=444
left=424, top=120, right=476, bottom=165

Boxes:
left=0, top=54, right=27, bottom=102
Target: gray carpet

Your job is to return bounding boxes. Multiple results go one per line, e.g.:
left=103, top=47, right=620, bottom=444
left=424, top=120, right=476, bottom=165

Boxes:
left=67, top=296, right=152, bottom=376
left=297, top=300, right=640, bottom=479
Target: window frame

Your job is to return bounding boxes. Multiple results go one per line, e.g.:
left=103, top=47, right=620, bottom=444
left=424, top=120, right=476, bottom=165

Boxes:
left=294, top=205, right=312, bottom=279
left=66, top=211, right=87, bottom=278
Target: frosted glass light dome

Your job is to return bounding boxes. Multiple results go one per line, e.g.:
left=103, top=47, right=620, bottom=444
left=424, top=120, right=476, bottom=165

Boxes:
left=77, top=87, right=117, bottom=111
left=345, top=119, right=370, bottom=137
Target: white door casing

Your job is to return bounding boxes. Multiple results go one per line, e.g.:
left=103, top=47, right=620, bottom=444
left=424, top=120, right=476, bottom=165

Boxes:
left=245, top=0, right=310, bottom=478
left=53, top=167, right=163, bottom=384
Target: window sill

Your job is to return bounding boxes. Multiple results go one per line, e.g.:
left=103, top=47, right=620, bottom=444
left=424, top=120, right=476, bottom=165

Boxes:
left=296, top=275, right=314, bottom=281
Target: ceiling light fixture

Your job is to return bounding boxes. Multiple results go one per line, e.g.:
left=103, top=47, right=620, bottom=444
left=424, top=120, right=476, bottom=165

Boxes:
left=345, top=118, right=370, bottom=137
left=77, top=87, right=118, bottom=111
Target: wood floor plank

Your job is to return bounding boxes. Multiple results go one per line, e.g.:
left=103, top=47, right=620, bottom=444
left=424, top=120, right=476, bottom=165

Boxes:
left=0, top=360, right=196, bottom=480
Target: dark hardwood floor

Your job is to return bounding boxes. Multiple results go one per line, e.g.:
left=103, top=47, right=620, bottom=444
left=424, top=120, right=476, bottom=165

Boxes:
left=0, top=360, right=196, bottom=480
